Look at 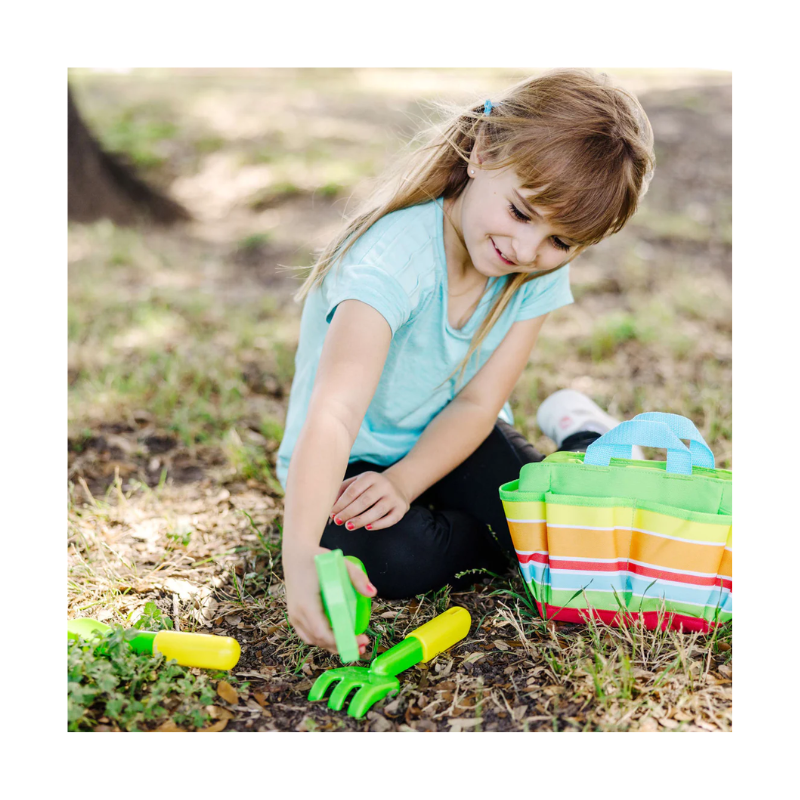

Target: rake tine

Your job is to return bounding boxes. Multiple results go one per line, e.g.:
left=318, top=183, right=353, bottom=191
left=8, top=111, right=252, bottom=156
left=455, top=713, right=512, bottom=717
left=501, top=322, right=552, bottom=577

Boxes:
left=328, top=678, right=363, bottom=711
left=347, top=682, right=399, bottom=719
left=308, top=671, right=344, bottom=702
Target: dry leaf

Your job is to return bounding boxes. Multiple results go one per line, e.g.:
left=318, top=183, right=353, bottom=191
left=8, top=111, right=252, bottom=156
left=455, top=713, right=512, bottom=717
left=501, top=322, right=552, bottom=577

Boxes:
left=449, top=717, right=482, bottom=731
left=162, top=578, right=202, bottom=600
left=253, top=692, right=269, bottom=707
left=235, top=671, right=270, bottom=680
left=493, top=640, right=510, bottom=651
left=658, top=717, right=679, bottom=729
left=383, top=698, right=402, bottom=716
left=154, top=719, right=185, bottom=732
left=217, top=680, right=239, bottom=705
left=199, top=719, right=229, bottom=732
left=367, top=712, right=394, bottom=732
left=206, top=705, right=235, bottom=721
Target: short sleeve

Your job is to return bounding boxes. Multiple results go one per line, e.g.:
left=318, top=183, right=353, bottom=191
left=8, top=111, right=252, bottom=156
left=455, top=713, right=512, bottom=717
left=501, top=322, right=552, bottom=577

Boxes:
left=324, top=263, right=414, bottom=337
left=516, top=264, right=574, bottom=320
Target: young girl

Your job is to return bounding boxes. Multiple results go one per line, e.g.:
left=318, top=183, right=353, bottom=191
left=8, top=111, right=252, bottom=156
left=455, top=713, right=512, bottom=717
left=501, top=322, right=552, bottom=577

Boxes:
left=277, top=69, right=655, bottom=656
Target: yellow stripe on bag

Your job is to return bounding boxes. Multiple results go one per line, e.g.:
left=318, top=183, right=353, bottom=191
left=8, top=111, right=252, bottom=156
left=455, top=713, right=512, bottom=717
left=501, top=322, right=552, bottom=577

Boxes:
left=501, top=500, right=546, bottom=520
left=635, top=508, right=730, bottom=545
left=546, top=504, right=730, bottom=545
left=547, top=504, right=632, bottom=529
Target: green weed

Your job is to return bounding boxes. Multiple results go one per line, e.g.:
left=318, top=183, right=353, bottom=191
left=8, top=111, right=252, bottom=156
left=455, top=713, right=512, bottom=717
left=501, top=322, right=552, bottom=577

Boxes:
left=131, top=601, right=173, bottom=631
left=99, top=107, right=179, bottom=171
left=579, top=312, right=655, bottom=362
left=238, top=232, right=273, bottom=252
left=68, top=627, right=215, bottom=731
left=222, top=428, right=283, bottom=491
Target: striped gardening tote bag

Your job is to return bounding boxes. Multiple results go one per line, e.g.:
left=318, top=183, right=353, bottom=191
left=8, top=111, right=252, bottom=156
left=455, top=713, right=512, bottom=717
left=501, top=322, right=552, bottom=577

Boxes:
left=498, top=412, right=732, bottom=632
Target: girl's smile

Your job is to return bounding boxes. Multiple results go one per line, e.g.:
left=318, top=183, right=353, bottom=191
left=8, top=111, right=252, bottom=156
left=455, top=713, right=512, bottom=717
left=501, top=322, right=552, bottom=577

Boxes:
left=490, top=237, right=516, bottom=267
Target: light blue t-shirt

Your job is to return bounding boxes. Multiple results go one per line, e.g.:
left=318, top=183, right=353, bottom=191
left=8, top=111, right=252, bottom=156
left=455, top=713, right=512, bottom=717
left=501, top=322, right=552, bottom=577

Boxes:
left=276, top=199, right=573, bottom=489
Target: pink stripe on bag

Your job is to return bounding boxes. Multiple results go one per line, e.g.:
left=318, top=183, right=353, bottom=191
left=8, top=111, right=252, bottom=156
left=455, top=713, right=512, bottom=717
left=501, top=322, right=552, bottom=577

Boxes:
left=539, top=603, right=716, bottom=633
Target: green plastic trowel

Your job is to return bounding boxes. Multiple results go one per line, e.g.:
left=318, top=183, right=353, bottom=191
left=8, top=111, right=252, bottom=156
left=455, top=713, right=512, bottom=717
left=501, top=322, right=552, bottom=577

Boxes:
left=315, top=549, right=372, bottom=662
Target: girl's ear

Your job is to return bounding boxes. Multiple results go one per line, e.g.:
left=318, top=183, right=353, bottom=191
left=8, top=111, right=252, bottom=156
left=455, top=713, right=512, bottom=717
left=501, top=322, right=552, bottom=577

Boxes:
left=467, top=144, right=484, bottom=176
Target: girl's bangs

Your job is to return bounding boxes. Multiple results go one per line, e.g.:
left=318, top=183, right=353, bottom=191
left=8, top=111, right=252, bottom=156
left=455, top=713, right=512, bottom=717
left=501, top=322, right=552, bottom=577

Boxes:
left=508, top=138, right=638, bottom=245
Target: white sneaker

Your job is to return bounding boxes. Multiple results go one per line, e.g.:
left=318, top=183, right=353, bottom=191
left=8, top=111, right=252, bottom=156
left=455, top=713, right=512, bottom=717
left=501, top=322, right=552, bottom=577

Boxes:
left=536, top=389, right=646, bottom=460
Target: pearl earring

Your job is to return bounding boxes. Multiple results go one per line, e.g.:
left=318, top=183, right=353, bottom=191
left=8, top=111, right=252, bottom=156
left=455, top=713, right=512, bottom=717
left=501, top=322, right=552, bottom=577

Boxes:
left=470, top=168, right=475, bottom=175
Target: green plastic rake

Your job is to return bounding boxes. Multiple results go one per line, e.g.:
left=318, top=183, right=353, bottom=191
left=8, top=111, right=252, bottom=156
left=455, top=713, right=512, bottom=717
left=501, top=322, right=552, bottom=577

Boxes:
left=308, top=606, right=471, bottom=719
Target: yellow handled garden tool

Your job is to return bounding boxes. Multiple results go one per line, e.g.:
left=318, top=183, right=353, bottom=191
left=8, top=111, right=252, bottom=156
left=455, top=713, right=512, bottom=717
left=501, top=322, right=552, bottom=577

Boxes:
left=67, top=618, right=241, bottom=671
left=308, top=606, right=470, bottom=719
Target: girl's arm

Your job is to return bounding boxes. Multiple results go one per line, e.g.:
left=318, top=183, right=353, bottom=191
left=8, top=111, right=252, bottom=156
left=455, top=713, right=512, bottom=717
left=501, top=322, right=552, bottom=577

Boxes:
left=330, top=313, right=549, bottom=531
left=282, top=299, right=393, bottom=653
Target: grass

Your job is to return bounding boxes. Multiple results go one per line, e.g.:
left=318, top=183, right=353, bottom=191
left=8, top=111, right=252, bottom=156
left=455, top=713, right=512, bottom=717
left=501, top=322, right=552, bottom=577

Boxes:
left=67, top=471, right=732, bottom=731
left=68, top=69, right=731, bottom=731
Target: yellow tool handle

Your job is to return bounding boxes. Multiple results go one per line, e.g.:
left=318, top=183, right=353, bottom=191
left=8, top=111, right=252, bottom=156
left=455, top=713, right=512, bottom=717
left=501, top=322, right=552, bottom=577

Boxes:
left=153, top=630, right=241, bottom=670
left=408, top=606, right=471, bottom=662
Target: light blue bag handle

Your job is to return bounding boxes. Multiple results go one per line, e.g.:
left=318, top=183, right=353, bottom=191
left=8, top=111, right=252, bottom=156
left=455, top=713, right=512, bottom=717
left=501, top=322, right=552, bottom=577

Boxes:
left=632, top=412, right=715, bottom=469
left=584, top=419, right=693, bottom=475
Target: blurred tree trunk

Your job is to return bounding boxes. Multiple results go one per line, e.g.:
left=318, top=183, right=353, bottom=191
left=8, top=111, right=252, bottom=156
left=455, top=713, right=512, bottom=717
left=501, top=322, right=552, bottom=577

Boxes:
left=68, top=86, right=191, bottom=226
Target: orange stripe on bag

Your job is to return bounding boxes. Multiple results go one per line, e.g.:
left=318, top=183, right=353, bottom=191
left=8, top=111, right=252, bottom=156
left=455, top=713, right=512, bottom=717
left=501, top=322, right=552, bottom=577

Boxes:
left=506, top=520, right=547, bottom=551
left=548, top=527, right=725, bottom=573
left=718, top=548, right=732, bottom=579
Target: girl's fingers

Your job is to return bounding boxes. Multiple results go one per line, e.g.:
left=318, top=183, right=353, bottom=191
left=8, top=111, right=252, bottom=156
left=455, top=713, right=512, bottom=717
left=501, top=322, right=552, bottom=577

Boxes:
left=309, top=620, right=337, bottom=653
left=345, top=500, right=391, bottom=530
left=334, top=493, right=381, bottom=527
left=331, top=476, right=371, bottom=517
left=361, top=508, right=402, bottom=531
left=294, top=608, right=338, bottom=652
left=345, top=560, right=378, bottom=598
left=334, top=476, right=358, bottom=503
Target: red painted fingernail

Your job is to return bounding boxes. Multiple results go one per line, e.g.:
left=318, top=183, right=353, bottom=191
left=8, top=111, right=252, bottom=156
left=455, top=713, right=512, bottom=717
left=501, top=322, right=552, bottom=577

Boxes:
left=346, top=521, right=354, bottom=530
left=366, top=582, right=377, bottom=594
left=366, top=524, right=372, bottom=530
left=335, top=517, right=342, bottom=525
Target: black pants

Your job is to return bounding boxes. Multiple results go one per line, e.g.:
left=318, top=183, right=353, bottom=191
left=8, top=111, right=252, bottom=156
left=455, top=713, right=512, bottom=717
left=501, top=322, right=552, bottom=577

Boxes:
left=320, top=421, right=599, bottom=599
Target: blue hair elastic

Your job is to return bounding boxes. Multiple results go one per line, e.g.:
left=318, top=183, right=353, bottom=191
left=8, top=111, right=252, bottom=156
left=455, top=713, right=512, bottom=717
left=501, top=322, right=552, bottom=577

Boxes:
left=484, top=99, right=493, bottom=116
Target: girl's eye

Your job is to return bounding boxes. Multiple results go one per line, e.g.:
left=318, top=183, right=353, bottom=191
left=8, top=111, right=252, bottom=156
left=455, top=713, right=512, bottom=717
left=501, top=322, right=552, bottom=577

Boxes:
left=551, top=237, right=571, bottom=252
left=508, top=203, right=529, bottom=222
left=510, top=202, right=572, bottom=252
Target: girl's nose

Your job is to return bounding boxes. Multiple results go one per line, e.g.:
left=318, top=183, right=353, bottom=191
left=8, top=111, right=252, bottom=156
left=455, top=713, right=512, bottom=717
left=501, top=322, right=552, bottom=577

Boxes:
left=515, top=226, right=547, bottom=267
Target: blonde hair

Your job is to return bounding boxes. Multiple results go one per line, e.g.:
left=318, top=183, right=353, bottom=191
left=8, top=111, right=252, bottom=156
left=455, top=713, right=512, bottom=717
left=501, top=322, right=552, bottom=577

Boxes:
left=293, top=69, right=655, bottom=388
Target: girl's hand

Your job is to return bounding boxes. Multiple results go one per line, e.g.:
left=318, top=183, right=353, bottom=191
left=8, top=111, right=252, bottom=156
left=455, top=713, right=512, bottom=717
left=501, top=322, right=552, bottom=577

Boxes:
left=283, top=545, right=377, bottom=656
left=330, top=471, right=411, bottom=531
